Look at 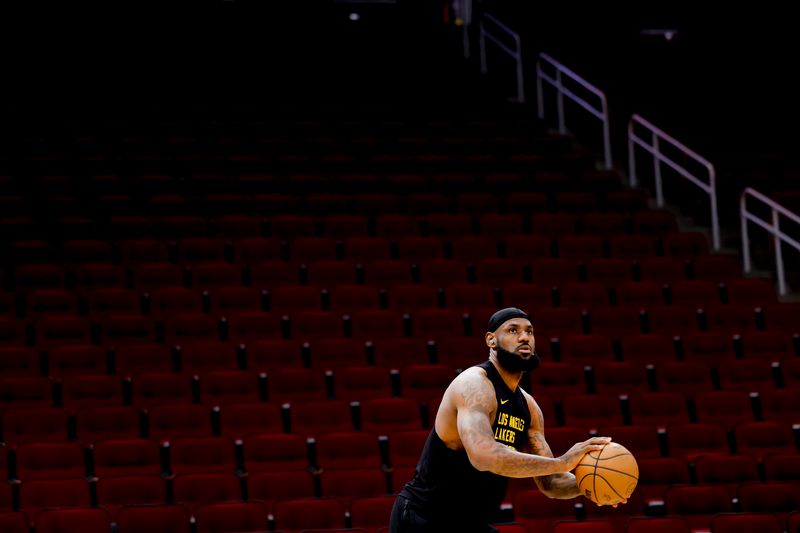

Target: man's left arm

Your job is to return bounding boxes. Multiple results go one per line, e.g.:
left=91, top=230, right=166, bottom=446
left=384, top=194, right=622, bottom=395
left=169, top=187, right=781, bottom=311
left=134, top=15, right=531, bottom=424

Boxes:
left=525, top=396, right=582, bottom=499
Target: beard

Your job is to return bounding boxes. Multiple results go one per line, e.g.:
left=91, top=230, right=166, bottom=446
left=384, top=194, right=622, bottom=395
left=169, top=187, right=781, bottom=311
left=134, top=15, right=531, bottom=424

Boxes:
left=495, top=345, right=540, bottom=373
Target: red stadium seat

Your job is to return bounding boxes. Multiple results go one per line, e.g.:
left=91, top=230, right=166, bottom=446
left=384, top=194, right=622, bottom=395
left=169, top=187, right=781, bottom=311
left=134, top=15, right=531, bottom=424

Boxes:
left=46, top=344, right=107, bottom=377
left=147, top=403, right=213, bottom=441
left=242, top=434, right=310, bottom=473
left=61, top=375, right=125, bottom=408
left=711, top=512, right=783, bottom=533
left=96, top=475, right=168, bottom=520
left=172, top=472, right=242, bottom=516
left=528, top=362, right=587, bottom=402
left=115, top=343, right=174, bottom=376
left=350, top=495, right=397, bottom=533
left=662, top=231, right=709, bottom=259
left=306, top=338, right=368, bottom=370
left=116, top=504, right=192, bottom=533
left=693, top=390, right=755, bottom=430
left=653, top=360, right=714, bottom=399
left=620, top=334, right=676, bottom=364
left=267, top=367, right=328, bottom=403
left=664, top=422, right=731, bottom=461
left=179, top=342, right=240, bottom=373
left=627, top=392, right=690, bottom=428
left=35, top=507, right=112, bottom=533
left=333, top=366, right=394, bottom=402
left=130, top=372, right=193, bottom=408
left=636, top=457, right=690, bottom=501
left=0, top=511, right=30, bottom=533
left=167, top=436, right=237, bottom=475
left=218, top=402, right=284, bottom=439
left=759, top=388, right=800, bottom=425
left=763, top=452, right=800, bottom=484
left=360, top=398, right=423, bottom=435
left=208, top=286, right=263, bottom=316
left=288, top=400, right=355, bottom=438
left=319, top=468, right=390, bottom=506
left=398, top=364, right=453, bottom=402
left=247, top=471, right=316, bottom=514
left=315, top=431, right=382, bottom=470
left=737, top=481, right=800, bottom=522
left=196, top=372, right=262, bottom=408
left=0, top=346, right=41, bottom=377
left=93, top=438, right=162, bottom=477
left=693, top=454, right=760, bottom=496
left=625, top=516, right=690, bottom=533
left=284, top=310, right=345, bottom=341
left=15, top=441, right=86, bottom=480
left=690, top=253, right=743, bottom=284
left=1, top=407, right=69, bottom=445
left=592, top=361, right=651, bottom=396
left=417, top=259, right=470, bottom=287
left=272, top=497, right=346, bottom=532
left=512, top=489, right=577, bottom=533
left=663, top=484, right=734, bottom=531
left=561, top=393, right=624, bottom=430
left=18, top=478, right=92, bottom=518
left=734, top=421, right=797, bottom=461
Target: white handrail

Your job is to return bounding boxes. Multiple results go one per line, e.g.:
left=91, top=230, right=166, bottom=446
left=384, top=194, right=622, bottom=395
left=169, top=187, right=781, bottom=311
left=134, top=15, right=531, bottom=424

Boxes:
left=628, top=114, right=720, bottom=250
left=740, top=187, right=800, bottom=296
left=478, top=13, right=524, bottom=103
left=535, top=53, right=612, bottom=170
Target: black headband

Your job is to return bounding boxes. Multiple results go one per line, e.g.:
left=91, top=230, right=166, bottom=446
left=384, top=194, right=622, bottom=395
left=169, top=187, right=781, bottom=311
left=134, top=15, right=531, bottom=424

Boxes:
left=486, top=307, right=530, bottom=332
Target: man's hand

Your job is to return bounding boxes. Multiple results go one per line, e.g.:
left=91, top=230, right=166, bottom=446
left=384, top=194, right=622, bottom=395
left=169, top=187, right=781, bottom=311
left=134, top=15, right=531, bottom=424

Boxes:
left=556, top=437, right=612, bottom=472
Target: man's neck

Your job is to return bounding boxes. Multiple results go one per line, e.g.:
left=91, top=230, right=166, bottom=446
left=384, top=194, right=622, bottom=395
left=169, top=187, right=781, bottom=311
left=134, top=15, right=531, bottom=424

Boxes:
left=488, top=353, right=522, bottom=392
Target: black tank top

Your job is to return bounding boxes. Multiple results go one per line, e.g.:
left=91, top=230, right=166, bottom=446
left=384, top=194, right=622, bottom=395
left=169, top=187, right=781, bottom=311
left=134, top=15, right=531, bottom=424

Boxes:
left=398, top=360, right=532, bottom=530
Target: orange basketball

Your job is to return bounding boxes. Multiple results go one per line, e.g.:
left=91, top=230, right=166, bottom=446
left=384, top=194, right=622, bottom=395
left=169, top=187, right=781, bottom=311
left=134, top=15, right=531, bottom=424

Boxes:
left=574, top=442, right=639, bottom=505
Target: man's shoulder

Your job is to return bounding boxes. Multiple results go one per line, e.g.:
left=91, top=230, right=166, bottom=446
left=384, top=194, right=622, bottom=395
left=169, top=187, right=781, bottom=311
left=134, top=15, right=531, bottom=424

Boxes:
left=452, top=364, right=491, bottom=385
left=447, top=365, right=496, bottom=402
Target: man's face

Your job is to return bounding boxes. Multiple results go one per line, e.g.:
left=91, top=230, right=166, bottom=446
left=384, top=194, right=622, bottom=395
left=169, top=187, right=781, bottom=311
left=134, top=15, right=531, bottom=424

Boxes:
left=488, top=318, right=539, bottom=372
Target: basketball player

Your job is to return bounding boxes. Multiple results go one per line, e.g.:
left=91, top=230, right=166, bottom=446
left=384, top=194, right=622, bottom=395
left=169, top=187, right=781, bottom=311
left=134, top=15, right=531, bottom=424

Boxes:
left=390, top=307, right=620, bottom=532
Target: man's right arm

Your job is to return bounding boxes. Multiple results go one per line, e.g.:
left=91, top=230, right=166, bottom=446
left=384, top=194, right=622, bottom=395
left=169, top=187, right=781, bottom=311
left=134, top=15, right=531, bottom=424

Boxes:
left=454, top=371, right=607, bottom=479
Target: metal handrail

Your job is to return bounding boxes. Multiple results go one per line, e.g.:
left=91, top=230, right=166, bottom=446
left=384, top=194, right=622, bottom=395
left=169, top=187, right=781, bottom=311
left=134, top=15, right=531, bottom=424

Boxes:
left=535, top=53, right=612, bottom=170
left=740, top=187, right=800, bottom=296
left=460, top=0, right=473, bottom=59
left=478, top=13, right=524, bottom=103
left=628, top=114, right=720, bottom=250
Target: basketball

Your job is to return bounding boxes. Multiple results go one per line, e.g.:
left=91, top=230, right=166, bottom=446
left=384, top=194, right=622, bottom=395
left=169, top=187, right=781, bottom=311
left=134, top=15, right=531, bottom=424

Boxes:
left=574, top=442, right=639, bottom=505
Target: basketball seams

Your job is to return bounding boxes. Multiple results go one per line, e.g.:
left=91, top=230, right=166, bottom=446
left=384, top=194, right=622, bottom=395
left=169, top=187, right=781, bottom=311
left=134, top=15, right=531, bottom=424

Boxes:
left=593, top=465, right=639, bottom=481
left=594, top=452, right=632, bottom=461
left=592, top=473, right=628, bottom=501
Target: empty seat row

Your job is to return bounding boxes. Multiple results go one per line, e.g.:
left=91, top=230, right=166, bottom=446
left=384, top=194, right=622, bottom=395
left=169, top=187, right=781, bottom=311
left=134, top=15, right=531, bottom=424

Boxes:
left=0, top=397, right=430, bottom=444
left=3, top=327, right=799, bottom=381
left=4, top=276, right=783, bottom=319
left=2, top=387, right=798, bottom=453
left=0, top=494, right=395, bottom=532
left=6, top=206, right=689, bottom=246
left=3, top=305, right=798, bottom=353
left=7, top=232, right=733, bottom=278
left=510, top=487, right=800, bottom=533
left=2, top=478, right=799, bottom=533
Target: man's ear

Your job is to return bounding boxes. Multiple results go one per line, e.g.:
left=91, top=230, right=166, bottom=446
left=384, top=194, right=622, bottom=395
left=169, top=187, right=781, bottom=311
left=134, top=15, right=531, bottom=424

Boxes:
left=485, top=332, right=495, bottom=348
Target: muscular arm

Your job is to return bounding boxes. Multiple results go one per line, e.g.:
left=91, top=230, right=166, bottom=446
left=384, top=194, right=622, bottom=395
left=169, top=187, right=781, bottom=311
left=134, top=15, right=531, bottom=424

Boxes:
left=454, top=370, right=573, bottom=479
left=526, top=398, right=582, bottom=499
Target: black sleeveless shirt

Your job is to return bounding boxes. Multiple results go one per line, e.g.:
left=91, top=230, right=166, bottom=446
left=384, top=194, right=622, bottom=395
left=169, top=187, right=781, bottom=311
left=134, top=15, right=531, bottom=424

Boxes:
left=398, top=360, right=532, bottom=530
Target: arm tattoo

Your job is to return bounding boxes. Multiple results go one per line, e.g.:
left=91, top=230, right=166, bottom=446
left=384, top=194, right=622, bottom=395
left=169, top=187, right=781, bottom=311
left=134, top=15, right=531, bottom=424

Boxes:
left=528, top=398, right=581, bottom=499
left=455, top=372, right=567, bottom=479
